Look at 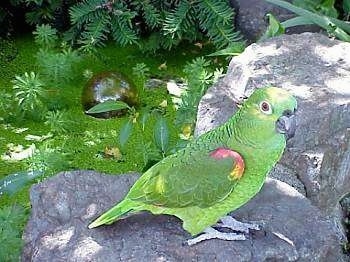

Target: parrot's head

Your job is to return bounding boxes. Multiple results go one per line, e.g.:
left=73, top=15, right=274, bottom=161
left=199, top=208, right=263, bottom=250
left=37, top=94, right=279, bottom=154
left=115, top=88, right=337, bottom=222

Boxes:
left=237, top=86, right=297, bottom=143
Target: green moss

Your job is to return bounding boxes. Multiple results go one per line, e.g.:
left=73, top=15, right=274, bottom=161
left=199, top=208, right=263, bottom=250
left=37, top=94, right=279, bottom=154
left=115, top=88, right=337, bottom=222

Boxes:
left=0, top=35, right=218, bottom=260
left=0, top=35, right=215, bottom=209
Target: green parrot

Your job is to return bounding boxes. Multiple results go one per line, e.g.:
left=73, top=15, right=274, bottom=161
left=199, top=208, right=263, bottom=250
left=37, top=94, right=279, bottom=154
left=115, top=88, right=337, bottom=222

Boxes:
left=89, top=86, right=297, bottom=244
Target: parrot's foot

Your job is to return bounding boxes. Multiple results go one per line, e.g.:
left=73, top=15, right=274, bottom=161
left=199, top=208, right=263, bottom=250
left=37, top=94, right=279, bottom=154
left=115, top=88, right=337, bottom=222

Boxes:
left=187, top=227, right=246, bottom=246
left=216, top=216, right=261, bottom=233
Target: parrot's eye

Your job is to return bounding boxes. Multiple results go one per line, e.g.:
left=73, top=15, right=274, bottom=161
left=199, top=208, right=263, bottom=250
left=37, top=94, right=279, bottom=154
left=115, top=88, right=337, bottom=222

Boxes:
left=259, top=101, right=272, bottom=114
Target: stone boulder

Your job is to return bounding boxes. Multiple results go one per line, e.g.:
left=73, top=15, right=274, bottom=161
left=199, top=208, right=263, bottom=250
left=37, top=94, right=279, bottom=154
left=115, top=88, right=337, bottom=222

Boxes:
left=22, top=171, right=345, bottom=261
left=230, top=0, right=321, bottom=42
left=195, top=32, right=350, bottom=240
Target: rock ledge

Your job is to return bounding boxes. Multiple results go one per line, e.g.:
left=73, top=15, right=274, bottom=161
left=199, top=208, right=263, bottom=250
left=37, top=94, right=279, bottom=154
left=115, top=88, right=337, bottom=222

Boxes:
left=22, top=170, right=344, bottom=262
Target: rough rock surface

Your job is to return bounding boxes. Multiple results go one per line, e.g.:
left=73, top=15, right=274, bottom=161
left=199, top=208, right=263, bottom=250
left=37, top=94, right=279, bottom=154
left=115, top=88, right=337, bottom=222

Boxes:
left=195, top=32, right=350, bottom=239
left=22, top=171, right=344, bottom=261
left=230, top=0, right=321, bottom=42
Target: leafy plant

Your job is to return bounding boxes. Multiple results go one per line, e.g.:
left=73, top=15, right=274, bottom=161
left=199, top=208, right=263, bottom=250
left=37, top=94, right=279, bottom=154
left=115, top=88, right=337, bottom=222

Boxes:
left=87, top=100, right=175, bottom=169
left=119, top=118, right=134, bottom=149
left=175, top=57, right=223, bottom=137
left=266, top=0, right=350, bottom=41
left=32, top=24, right=83, bottom=86
left=33, top=24, right=58, bottom=48
left=260, top=13, right=286, bottom=41
left=0, top=93, right=16, bottom=123
left=44, top=110, right=72, bottom=134
left=36, top=44, right=82, bottom=85
left=67, top=0, right=241, bottom=52
left=23, top=0, right=62, bottom=25
left=153, top=115, right=170, bottom=158
left=11, top=0, right=75, bottom=30
left=293, top=0, right=338, bottom=17
left=0, top=144, right=69, bottom=198
left=86, top=100, right=130, bottom=114
left=195, top=0, right=241, bottom=49
left=0, top=38, right=18, bottom=63
left=340, top=193, right=350, bottom=255
left=207, top=41, right=245, bottom=58
left=7, top=26, right=83, bottom=121
left=344, top=0, right=350, bottom=20
left=25, top=145, right=69, bottom=177
left=87, top=101, right=135, bottom=145
left=133, top=111, right=172, bottom=169
left=12, top=71, right=46, bottom=112
left=120, top=109, right=158, bottom=168
left=0, top=204, right=28, bottom=262
left=132, top=63, right=150, bottom=91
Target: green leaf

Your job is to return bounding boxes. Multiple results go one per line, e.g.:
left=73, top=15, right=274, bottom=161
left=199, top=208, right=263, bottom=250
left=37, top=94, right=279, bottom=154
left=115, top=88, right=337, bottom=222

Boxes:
left=79, top=11, right=110, bottom=49
left=344, top=0, right=350, bottom=14
left=293, top=0, right=337, bottom=17
left=140, top=111, right=150, bottom=131
left=281, top=16, right=314, bottom=28
left=195, top=0, right=242, bottom=48
left=142, top=2, right=161, bottom=29
left=119, top=120, right=133, bottom=148
left=153, top=116, right=169, bottom=154
left=0, top=170, right=43, bottom=196
left=207, top=42, right=246, bottom=57
left=266, top=0, right=350, bottom=41
left=0, top=204, right=27, bottom=261
left=86, top=100, right=130, bottom=114
left=260, top=13, right=285, bottom=41
left=318, top=0, right=338, bottom=18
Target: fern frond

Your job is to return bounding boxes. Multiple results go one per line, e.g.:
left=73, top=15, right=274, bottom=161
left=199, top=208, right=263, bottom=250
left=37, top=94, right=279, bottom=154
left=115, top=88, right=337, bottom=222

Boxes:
left=112, top=2, right=138, bottom=26
left=207, top=23, right=242, bottom=48
left=175, top=57, right=214, bottom=128
left=160, top=33, right=181, bottom=50
left=142, top=2, right=162, bottom=29
left=163, top=0, right=195, bottom=38
left=195, top=0, right=233, bottom=25
left=139, top=31, right=163, bottom=53
left=79, top=10, right=110, bottom=48
left=36, top=47, right=81, bottom=85
left=67, top=0, right=241, bottom=51
left=195, top=0, right=242, bottom=48
left=69, top=0, right=103, bottom=25
left=111, top=17, right=139, bottom=46
left=110, top=2, right=138, bottom=46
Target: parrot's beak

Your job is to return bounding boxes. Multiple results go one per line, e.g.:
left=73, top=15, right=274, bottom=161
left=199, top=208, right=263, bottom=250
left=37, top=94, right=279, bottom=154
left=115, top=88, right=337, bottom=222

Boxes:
left=276, top=110, right=296, bottom=139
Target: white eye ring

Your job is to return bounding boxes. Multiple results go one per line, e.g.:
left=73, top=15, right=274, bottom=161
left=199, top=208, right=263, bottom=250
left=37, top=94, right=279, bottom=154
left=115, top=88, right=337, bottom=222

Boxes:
left=259, top=101, right=272, bottom=114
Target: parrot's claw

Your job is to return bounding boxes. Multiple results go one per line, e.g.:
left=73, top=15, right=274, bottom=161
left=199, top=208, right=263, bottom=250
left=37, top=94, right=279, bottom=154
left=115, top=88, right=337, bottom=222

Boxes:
left=187, top=216, right=261, bottom=246
left=187, top=227, right=246, bottom=246
left=216, top=216, right=261, bottom=233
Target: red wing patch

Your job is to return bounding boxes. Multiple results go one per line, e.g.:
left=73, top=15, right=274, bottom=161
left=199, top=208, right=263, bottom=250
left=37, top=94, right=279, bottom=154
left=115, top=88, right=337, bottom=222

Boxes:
left=210, top=148, right=245, bottom=180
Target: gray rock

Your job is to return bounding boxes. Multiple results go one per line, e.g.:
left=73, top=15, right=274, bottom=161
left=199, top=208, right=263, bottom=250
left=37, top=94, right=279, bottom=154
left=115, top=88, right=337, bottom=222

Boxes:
left=230, top=0, right=322, bottom=42
left=269, top=163, right=306, bottom=196
left=195, top=32, right=350, bottom=240
left=144, top=78, right=165, bottom=89
left=22, top=170, right=344, bottom=261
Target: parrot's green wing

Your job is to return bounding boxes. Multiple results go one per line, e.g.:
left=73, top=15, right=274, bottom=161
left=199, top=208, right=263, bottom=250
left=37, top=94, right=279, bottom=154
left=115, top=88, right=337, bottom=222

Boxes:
left=127, top=149, right=242, bottom=208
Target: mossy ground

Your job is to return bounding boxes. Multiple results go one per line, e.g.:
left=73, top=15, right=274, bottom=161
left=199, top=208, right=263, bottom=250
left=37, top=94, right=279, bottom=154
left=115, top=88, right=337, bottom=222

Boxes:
left=0, top=35, right=217, bottom=260
left=0, top=35, right=215, bottom=209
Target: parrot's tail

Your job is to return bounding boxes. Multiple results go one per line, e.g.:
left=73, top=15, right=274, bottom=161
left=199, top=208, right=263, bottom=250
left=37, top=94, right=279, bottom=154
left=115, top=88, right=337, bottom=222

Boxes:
left=88, top=199, right=136, bottom=229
